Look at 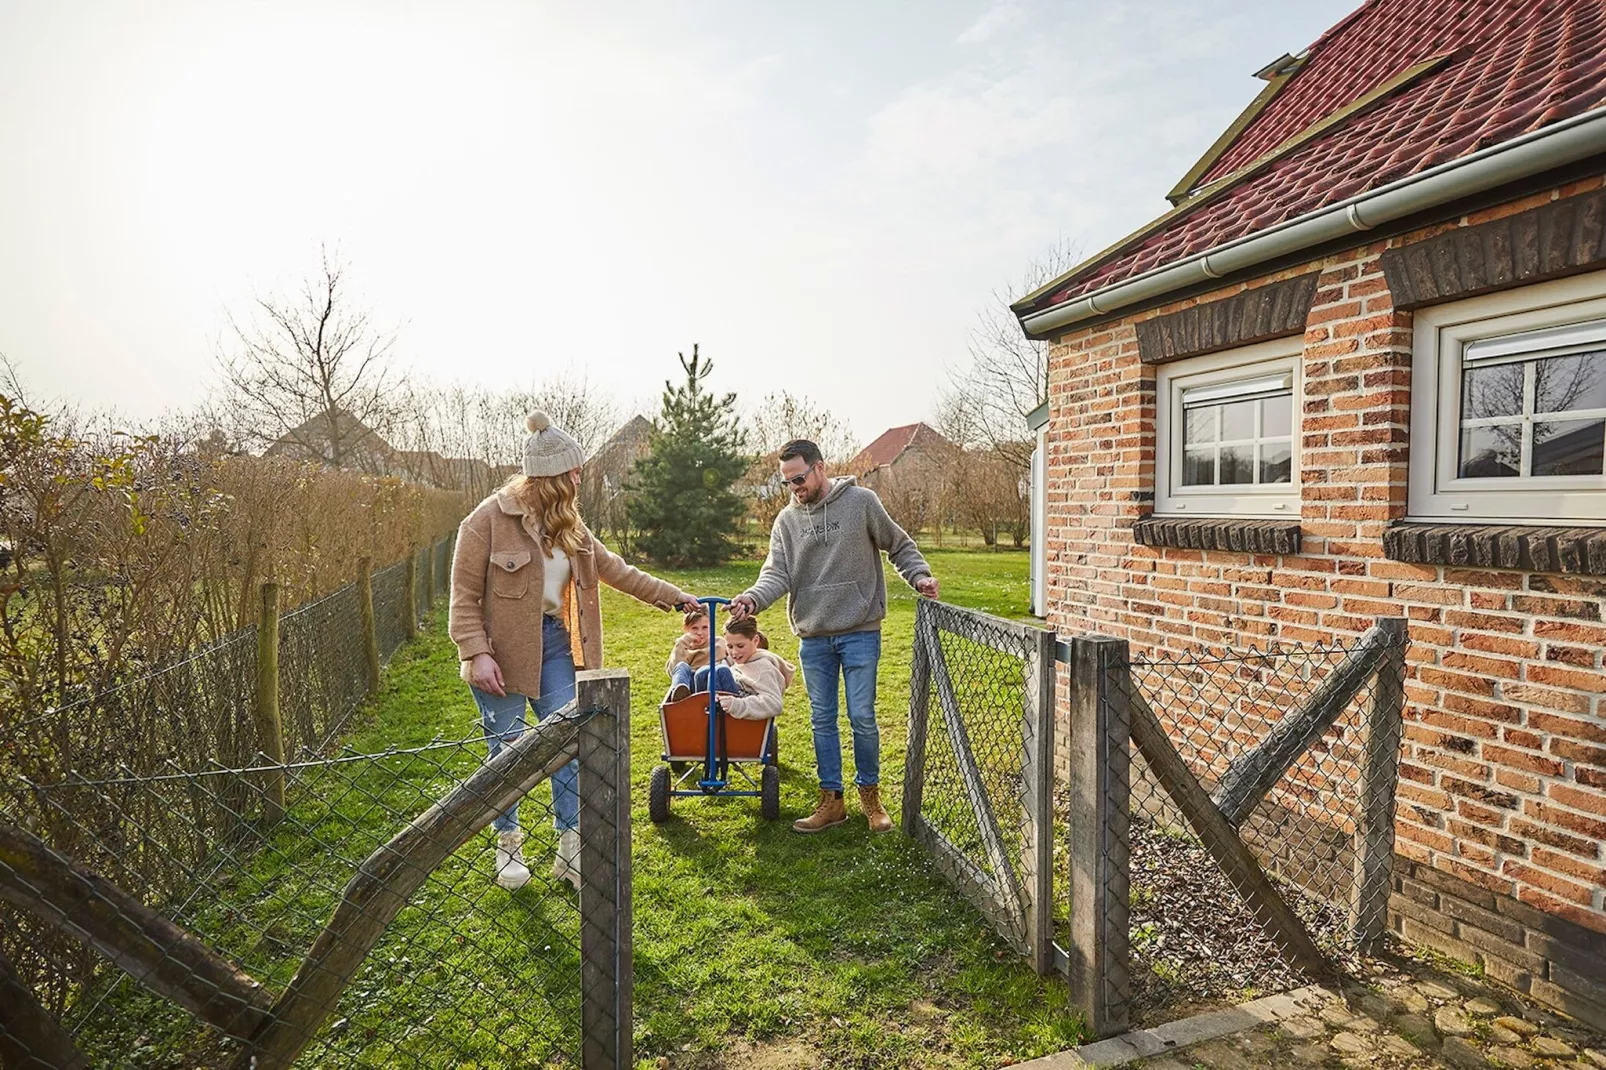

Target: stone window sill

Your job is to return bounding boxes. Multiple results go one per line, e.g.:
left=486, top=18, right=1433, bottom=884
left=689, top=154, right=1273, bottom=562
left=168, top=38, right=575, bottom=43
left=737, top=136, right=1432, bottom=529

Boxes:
left=1132, top=516, right=1301, bottom=555
left=1383, top=523, right=1606, bottom=575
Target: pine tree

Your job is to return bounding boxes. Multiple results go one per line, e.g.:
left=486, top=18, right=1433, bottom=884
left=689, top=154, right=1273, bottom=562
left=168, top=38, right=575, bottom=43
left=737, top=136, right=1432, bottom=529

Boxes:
left=628, top=345, right=750, bottom=566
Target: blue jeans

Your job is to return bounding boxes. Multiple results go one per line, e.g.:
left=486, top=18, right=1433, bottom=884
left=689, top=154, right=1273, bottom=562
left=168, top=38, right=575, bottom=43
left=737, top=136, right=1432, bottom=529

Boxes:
left=797, top=629, right=881, bottom=792
left=471, top=615, right=578, bottom=833
left=670, top=662, right=737, bottom=694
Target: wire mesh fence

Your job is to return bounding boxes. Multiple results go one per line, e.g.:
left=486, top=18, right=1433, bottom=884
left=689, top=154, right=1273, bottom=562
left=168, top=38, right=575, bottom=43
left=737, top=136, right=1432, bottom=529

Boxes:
left=1098, top=620, right=1408, bottom=1029
left=278, top=585, right=372, bottom=761
left=371, top=560, right=412, bottom=664
left=0, top=671, right=634, bottom=1070
left=902, top=599, right=1056, bottom=972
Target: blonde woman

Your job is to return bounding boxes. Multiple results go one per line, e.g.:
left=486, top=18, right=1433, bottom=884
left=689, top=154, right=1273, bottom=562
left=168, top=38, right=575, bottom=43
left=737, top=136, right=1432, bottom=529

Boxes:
left=450, top=413, right=697, bottom=890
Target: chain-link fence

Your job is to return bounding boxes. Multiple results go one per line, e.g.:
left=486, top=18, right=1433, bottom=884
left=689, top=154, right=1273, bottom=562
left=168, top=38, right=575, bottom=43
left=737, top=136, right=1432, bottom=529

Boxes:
left=0, top=670, right=634, bottom=1070
left=901, top=599, right=1057, bottom=974
left=899, top=601, right=1409, bottom=1041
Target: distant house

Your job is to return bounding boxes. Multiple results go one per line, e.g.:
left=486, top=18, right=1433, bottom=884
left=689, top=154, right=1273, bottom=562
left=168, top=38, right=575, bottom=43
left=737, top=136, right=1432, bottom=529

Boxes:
left=263, top=409, right=397, bottom=475
left=583, top=415, right=654, bottom=537
left=847, top=422, right=956, bottom=491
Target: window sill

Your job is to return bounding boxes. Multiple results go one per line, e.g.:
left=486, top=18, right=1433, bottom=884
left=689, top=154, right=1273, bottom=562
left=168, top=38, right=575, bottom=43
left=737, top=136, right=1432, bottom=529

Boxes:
left=1132, top=516, right=1302, bottom=554
left=1383, top=523, right=1606, bottom=575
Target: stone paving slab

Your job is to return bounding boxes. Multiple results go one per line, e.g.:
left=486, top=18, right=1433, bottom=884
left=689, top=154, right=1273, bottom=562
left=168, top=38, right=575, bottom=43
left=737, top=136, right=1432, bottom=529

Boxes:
left=1031, top=948, right=1606, bottom=1069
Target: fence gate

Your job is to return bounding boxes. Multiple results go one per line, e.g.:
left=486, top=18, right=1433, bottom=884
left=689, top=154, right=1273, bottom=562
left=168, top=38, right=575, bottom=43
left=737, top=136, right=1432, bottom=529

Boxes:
left=901, top=599, right=1058, bottom=975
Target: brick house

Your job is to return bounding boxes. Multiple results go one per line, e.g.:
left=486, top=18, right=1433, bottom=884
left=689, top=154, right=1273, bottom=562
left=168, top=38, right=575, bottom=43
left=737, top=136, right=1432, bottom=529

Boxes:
left=848, top=421, right=957, bottom=490
left=1012, top=0, right=1606, bottom=1028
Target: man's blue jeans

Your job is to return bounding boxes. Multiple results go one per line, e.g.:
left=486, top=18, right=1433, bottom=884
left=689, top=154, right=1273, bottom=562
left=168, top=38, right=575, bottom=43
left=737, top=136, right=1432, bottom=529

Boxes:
left=670, top=662, right=738, bottom=694
left=470, top=615, right=578, bottom=833
left=797, top=629, right=881, bottom=792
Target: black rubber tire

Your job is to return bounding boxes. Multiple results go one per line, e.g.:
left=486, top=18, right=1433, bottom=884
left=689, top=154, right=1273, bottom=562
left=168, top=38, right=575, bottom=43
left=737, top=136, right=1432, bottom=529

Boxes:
left=648, top=765, right=672, bottom=824
left=760, top=764, right=781, bottom=822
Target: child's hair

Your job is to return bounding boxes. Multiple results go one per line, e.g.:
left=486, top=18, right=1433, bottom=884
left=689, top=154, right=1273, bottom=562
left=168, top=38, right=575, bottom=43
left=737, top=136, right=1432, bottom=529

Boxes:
left=724, top=616, right=769, bottom=649
left=683, top=609, right=708, bottom=627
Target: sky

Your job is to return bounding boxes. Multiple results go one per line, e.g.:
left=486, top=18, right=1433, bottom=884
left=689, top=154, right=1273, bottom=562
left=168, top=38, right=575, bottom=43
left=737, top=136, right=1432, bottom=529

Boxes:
left=0, top=0, right=1357, bottom=446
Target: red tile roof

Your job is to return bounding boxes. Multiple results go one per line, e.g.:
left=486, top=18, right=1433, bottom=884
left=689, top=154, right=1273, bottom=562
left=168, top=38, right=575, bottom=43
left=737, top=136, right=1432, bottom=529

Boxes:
left=1023, top=0, right=1606, bottom=313
left=848, top=422, right=951, bottom=474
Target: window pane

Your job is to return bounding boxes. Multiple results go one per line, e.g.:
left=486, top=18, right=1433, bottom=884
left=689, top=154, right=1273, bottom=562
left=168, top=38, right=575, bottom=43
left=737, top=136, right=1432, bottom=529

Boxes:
left=1462, top=364, right=1524, bottom=420
left=1220, top=444, right=1254, bottom=484
left=1220, top=400, right=1255, bottom=440
left=1458, top=425, right=1521, bottom=478
left=1261, top=394, right=1292, bottom=437
left=1259, top=441, right=1292, bottom=484
left=1182, top=449, right=1215, bottom=486
left=1533, top=419, right=1606, bottom=476
left=1183, top=407, right=1216, bottom=445
left=1535, top=351, right=1606, bottom=414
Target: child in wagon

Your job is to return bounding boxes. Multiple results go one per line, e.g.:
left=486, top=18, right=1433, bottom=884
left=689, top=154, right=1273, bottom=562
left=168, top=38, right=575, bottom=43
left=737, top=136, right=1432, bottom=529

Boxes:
left=666, top=607, right=727, bottom=702
left=714, top=616, right=795, bottom=721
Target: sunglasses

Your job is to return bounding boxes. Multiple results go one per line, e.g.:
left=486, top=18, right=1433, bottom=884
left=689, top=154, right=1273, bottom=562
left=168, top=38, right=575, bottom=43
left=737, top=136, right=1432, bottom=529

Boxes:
left=783, top=465, right=816, bottom=487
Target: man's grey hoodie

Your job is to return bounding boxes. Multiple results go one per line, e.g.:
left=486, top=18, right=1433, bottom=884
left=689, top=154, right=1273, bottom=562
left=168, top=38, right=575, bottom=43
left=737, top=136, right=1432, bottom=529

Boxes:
left=742, top=476, right=932, bottom=638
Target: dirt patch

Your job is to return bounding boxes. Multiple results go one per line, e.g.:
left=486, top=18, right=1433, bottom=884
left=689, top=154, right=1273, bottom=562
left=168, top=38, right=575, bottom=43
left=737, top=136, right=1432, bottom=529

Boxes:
left=658, top=1038, right=824, bottom=1070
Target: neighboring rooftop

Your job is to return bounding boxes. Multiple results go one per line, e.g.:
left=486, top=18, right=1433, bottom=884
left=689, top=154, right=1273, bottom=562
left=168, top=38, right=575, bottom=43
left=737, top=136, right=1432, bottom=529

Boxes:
left=848, top=422, right=952, bottom=475
left=1017, top=0, right=1606, bottom=316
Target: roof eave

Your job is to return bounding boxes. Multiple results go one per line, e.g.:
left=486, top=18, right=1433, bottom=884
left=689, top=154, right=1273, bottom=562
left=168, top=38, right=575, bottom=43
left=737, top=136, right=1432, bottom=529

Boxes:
left=1015, top=107, right=1606, bottom=342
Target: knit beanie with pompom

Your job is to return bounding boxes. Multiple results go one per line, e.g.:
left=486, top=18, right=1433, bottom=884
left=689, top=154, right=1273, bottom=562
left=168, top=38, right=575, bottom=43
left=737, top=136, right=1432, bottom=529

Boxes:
left=521, top=412, right=585, bottom=478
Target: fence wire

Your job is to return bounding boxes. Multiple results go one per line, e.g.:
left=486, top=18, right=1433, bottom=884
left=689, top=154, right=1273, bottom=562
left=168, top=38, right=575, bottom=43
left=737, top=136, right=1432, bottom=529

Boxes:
left=907, top=601, right=1050, bottom=959
left=372, top=560, right=411, bottom=665
left=278, top=585, right=371, bottom=760
left=1, top=705, right=621, bottom=1069
left=1110, top=629, right=1405, bottom=1024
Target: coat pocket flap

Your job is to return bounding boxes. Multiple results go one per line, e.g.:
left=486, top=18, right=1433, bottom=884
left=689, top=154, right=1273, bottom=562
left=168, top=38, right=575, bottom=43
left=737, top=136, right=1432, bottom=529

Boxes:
left=489, top=550, right=532, bottom=573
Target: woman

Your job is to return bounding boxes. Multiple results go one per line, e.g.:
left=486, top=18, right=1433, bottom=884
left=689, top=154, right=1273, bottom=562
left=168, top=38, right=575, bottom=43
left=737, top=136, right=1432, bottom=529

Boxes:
left=450, top=412, right=697, bottom=891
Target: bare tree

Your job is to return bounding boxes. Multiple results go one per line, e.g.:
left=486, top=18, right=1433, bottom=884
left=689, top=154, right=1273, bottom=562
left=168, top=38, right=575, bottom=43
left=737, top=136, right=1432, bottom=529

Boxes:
left=743, top=391, right=860, bottom=529
left=217, top=248, right=403, bottom=469
left=940, top=238, right=1082, bottom=472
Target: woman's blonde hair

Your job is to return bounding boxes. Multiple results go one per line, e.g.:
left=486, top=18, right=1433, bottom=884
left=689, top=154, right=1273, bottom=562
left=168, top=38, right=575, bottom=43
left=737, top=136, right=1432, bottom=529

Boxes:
left=502, top=472, right=587, bottom=556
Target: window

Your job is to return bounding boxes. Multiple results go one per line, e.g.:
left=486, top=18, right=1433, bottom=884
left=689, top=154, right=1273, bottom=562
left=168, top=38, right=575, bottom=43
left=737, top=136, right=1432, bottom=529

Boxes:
left=1408, top=270, right=1606, bottom=524
left=1155, top=339, right=1301, bottom=518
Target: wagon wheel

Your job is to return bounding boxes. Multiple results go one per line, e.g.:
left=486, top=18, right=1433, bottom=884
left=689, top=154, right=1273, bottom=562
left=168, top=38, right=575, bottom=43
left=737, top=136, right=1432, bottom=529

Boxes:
left=649, top=765, right=672, bottom=824
left=760, top=764, right=780, bottom=821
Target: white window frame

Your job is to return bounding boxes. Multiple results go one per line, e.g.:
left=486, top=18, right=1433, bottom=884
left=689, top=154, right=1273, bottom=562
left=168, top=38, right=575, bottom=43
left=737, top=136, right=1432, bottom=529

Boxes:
left=1408, top=269, right=1606, bottom=525
left=1155, top=337, right=1302, bottom=519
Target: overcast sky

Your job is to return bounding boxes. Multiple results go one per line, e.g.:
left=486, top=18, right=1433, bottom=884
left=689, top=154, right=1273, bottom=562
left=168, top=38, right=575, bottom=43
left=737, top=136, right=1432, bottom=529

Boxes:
left=1, top=0, right=1356, bottom=445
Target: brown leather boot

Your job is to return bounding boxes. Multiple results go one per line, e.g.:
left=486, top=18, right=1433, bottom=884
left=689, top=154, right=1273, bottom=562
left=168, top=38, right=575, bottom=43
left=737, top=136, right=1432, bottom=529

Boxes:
left=859, top=785, right=893, bottom=833
left=792, top=789, right=848, bottom=833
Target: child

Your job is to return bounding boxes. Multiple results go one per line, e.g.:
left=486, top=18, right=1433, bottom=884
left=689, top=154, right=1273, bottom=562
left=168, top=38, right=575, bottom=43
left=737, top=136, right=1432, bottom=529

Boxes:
left=715, top=616, right=795, bottom=720
left=666, top=608, right=728, bottom=701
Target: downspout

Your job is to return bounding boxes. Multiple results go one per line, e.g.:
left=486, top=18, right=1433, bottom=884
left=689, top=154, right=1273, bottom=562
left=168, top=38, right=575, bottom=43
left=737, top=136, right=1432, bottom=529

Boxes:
left=1021, top=106, right=1606, bottom=339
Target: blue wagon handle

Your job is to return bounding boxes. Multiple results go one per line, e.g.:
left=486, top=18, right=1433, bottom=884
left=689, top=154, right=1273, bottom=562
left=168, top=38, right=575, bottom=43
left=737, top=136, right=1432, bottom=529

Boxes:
left=696, top=597, right=733, bottom=790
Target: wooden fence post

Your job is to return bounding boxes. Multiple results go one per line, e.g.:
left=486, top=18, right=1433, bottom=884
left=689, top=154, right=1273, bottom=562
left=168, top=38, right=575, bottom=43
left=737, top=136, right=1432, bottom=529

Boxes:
left=357, top=557, right=380, bottom=695
left=253, top=581, right=285, bottom=824
left=1067, top=636, right=1131, bottom=1038
left=1349, top=618, right=1409, bottom=951
left=403, top=548, right=419, bottom=641
left=1022, top=625, right=1057, bottom=977
left=901, top=601, right=933, bottom=836
left=577, top=668, right=633, bottom=1070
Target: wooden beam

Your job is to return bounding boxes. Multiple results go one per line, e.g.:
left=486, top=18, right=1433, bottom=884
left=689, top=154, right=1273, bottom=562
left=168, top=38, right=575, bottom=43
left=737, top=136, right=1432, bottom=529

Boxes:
left=233, top=708, right=590, bottom=1069
left=1128, top=691, right=1332, bottom=980
left=1066, top=636, right=1131, bottom=1039
left=900, top=601, right=934, bottom=837
left=0, top=821, right=274, bottom=1040
left=1021, top=624, right=1058, bottom=977
left=578, top=669, right=632, bottom=1070
left=1212, top=622, right=1395, bottom=826
left=1350, top=623, right=1409, bottom=951
left=0, top=942, right=89, bottom=1070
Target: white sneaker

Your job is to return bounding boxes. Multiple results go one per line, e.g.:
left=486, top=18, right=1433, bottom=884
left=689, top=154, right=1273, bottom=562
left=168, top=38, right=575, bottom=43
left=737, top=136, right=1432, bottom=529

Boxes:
left=494, top=830, right=531, bottom=890
left=552, top=828, right=581, bottom=892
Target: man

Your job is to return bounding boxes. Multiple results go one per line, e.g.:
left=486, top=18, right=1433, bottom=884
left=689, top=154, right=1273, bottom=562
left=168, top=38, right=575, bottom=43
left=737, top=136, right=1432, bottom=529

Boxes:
left=730, top=439, right=939, bottom=833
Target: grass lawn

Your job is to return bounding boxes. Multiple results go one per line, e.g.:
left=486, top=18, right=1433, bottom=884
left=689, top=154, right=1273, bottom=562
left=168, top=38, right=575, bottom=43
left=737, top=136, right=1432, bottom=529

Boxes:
left=81, top=547, right=1077, bottom=1069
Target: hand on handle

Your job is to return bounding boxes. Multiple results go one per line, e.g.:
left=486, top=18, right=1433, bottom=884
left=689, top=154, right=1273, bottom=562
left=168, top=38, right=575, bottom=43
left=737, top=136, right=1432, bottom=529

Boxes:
left=728, top=594, right=757, bottom=621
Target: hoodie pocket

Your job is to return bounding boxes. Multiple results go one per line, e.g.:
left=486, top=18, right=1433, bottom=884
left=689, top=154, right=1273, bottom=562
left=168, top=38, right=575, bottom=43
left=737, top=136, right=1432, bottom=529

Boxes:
left=488, top=550, right=532, bottom=598
left=807, top=581, right=872, bottom=631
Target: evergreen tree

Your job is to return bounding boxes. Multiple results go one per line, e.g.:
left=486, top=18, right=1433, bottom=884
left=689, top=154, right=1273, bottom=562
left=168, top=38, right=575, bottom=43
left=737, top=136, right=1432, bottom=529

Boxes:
left=628, top=345, right=750, bottom=566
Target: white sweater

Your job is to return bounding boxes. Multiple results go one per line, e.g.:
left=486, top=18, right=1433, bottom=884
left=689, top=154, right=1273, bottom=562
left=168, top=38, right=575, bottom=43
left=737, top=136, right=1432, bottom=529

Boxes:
left=723, top=650, right=796, bottom=720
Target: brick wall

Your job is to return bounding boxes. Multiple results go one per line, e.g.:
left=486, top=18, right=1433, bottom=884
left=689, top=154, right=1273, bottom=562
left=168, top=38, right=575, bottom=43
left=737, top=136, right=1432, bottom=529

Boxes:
left=1042, top=177, right=1606, bottom=1025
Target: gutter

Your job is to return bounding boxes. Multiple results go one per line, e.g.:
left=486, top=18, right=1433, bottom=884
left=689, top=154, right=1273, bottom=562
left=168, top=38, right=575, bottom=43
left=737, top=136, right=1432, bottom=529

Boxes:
left=1019, top=106, right=1606, bottom=340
